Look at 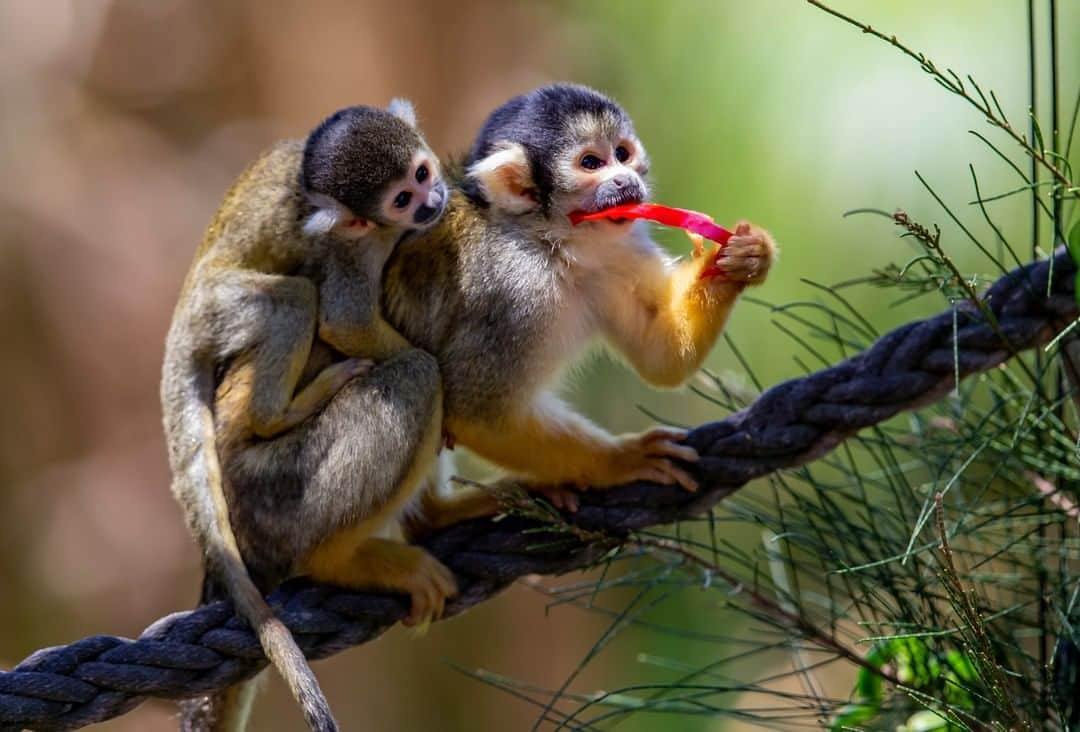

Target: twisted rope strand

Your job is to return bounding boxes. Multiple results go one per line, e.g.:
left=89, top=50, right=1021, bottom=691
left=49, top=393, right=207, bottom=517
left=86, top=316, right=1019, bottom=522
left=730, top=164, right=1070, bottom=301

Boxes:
left=1, top=249, right=1075, bottom=731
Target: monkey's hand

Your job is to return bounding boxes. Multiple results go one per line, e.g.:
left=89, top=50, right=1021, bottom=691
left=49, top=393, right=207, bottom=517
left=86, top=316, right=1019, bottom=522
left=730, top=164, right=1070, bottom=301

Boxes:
left=606, top=427, right=699, bottom=492
left=530, top=429, right=697, bottom=511
left=700, top=222, right=776, bottom=285
left=245, top=357, right=373, bottom=439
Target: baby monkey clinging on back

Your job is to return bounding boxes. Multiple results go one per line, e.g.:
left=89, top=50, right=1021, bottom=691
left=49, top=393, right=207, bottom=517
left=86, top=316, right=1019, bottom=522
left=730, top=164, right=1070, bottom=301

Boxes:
left=163, top=100, right=449, bottom=732
left=384, top=83, right=776, bottom=506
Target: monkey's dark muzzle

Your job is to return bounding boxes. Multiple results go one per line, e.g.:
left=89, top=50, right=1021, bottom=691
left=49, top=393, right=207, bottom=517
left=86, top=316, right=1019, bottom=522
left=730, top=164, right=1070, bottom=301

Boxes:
left=592, top=176, right=645, bottom=214
left=414, top=203, right=440, bottom=224
left=413, top=183, right=447, bottom=225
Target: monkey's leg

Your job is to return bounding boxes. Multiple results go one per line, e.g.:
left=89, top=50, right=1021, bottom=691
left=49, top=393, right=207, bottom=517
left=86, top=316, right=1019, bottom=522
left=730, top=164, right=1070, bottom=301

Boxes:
left=202, top=345, right=445, bottom=729
left=449, top=392, right=699, bottom=491
left=222, top=343, right=446, bottom=589
left=210, top=270, right=367, bottom=439
left=402, top=453, right=500, bottom=539
left=313, top=245, right=414, bottom=360
left=409, top=487, right=500, bottom=535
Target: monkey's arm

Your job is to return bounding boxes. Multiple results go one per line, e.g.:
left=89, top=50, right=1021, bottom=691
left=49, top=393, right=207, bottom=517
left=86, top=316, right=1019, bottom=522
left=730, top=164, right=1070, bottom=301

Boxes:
left=319, top=317, right=413, bottom=361
left=598, top=223, right=775, bottom=388
left=449, top=393, right=696, bottom=490
left=315, top=246, right=414, bottom=359
left=208, top=270, right=370, bottom=440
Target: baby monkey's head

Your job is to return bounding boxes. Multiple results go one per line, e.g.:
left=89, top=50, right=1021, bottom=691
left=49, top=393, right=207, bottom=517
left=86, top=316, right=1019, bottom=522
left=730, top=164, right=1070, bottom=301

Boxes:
left=465, top=83, right=650, bottom=222
left=301, top=100, right=447, bottom=239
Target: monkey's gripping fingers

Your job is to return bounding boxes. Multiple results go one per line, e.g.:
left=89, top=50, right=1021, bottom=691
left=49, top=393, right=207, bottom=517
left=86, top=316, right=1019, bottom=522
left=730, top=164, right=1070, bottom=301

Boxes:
left=287, top=357, right=373, bottom=415
left=302, top=357, right=373, bottom=404
left=686, top=232, right=706, bottom=259
left=303, top=538, right=457, bottom=628
left=611, top=428, right=699, bottom=493
left=533, top=484, right=582, bottom=513
left=700, top=222, right=776, bottom=285
left=401, top=549, right=458, bottom=628
left=344, top=357, right=375, bottom=379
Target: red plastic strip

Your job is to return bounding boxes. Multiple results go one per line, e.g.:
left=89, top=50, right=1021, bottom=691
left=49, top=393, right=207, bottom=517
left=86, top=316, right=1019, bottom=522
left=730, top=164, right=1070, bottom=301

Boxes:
left=569, top=203, right=733, bottom=245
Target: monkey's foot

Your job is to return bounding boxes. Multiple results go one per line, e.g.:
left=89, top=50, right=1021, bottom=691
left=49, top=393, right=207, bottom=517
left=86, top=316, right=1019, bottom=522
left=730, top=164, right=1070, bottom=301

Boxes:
left=396, top=547, right=458, bottom=628
left=701, top=222, right=775, bottom=284
left=305, top=538, right=457, bottom=628
left=608, top=428, right=699, bottom=492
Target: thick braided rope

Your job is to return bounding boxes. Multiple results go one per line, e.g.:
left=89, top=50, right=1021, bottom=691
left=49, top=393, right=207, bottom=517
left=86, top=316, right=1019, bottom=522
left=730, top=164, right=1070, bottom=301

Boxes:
left=2, top=250, right=1076, bottom=731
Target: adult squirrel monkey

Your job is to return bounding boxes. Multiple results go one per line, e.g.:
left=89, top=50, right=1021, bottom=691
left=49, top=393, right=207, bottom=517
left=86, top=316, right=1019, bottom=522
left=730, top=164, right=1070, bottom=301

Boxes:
left=163, top=100, right=450, bottom=732
left=383, top=83, right=776, bottom=504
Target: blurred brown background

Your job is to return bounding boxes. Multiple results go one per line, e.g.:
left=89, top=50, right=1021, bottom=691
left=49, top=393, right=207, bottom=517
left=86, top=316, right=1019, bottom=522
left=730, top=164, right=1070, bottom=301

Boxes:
left=1, top=1, right=1076, bottom=730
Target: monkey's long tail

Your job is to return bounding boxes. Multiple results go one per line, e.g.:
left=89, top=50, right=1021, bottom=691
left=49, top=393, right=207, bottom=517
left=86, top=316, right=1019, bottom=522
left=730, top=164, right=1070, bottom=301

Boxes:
left=183, top=390, right=338, bottom=732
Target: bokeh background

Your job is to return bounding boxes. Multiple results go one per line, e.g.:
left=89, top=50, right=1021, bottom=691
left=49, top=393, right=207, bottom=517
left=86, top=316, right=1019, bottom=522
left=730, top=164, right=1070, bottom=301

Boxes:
left=1, top=1, right=1078, bottom=730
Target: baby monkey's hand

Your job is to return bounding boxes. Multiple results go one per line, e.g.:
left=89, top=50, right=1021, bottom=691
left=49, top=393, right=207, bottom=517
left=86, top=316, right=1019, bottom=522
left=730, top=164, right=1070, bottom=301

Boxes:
left=700, top=222, right=776, bottom=284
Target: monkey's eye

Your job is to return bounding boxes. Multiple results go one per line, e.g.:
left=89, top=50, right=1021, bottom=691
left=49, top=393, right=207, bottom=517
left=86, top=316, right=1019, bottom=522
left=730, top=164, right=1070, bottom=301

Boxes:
left=415, top=164, right=429, bottom=183
left=614, top=146, right=630, bottom=163
left=393, top=191, right=412, bottom=209
left=580, top=154, right=604, bottom=171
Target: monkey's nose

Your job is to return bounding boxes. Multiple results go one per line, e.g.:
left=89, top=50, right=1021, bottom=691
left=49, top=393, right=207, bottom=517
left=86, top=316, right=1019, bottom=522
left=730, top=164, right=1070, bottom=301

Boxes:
left=426, top=186, right=443, bottom=209
left=611, top=173, right=633, bottom=189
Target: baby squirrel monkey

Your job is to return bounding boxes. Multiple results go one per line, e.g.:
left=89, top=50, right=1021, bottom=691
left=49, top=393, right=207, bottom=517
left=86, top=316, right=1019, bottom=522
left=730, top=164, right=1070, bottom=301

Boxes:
left=163, top=100, right=448, bottom=732
left=383, top=83, right=776, bottom=505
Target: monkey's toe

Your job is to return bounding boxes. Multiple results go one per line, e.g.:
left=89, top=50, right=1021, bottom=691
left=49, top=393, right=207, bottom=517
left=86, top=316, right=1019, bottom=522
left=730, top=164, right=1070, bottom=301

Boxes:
left=652, top=458, right=699, bottom=492
left=402, top=553, right=458, bottom=627
left=534, top=485, right=582, bottom=512
left=641, top=426, right=690, bottom=443
left=630, top=459, right=698, bottom=493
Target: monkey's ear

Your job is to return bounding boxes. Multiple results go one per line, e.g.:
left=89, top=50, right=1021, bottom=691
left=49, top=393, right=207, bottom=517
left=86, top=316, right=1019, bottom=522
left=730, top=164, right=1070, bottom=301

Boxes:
left=467, top=142, right=538, bottom=215
left=388, top=98, right=417, bottom=127
left=303, top=192, right=373, bottom=237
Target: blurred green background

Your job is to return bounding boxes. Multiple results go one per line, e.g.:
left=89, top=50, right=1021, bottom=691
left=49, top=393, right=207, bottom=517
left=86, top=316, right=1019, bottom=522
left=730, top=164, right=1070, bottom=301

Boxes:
left=0, top=1, right=1077, bottom=730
